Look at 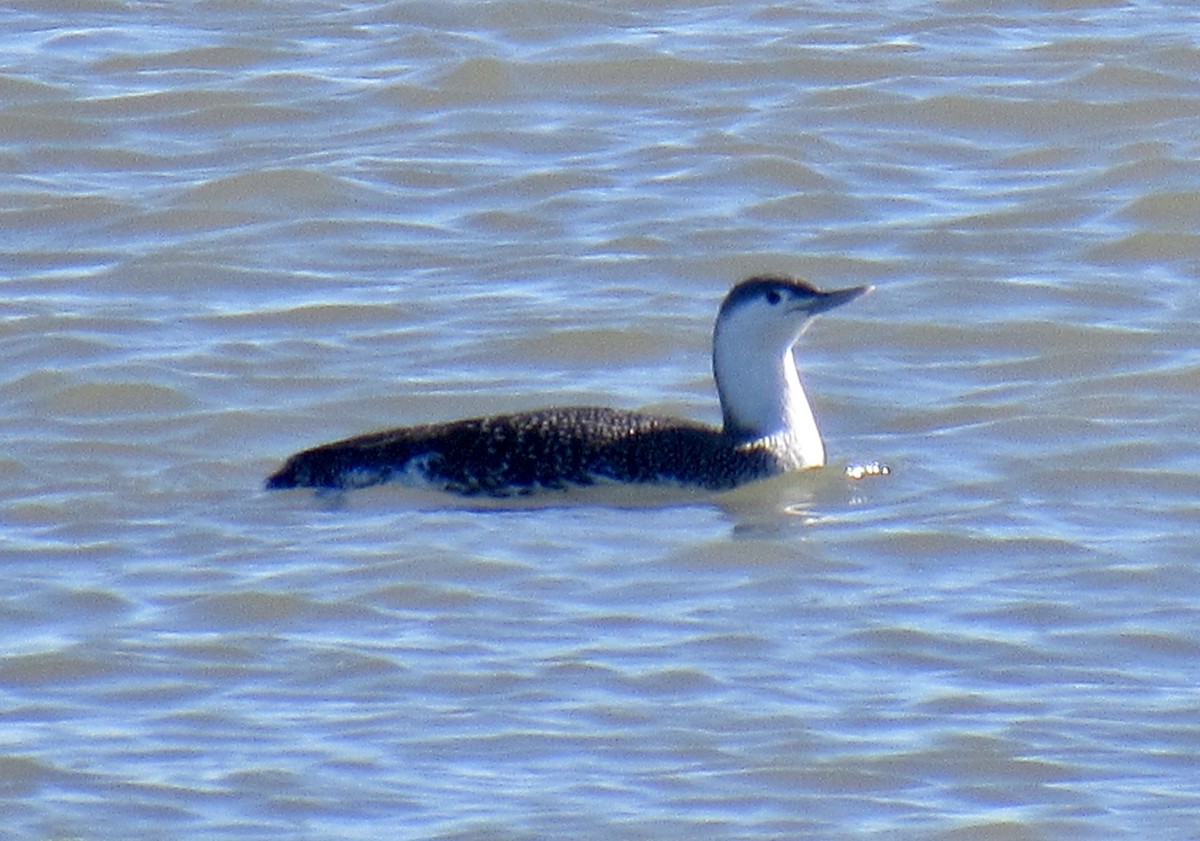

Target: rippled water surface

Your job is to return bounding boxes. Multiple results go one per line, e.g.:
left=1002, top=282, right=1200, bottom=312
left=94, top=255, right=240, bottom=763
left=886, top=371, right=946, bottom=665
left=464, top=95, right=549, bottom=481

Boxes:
left=4, top=1, right=1200, bottom=839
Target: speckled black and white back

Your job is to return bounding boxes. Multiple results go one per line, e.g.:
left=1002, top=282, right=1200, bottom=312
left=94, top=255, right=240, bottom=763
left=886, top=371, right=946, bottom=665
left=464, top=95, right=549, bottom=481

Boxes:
left=266, top=406, right=783, bottom=496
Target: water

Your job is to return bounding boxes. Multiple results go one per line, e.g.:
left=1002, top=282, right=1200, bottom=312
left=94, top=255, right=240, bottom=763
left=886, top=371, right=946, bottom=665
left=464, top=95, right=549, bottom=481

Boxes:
left=3, top=1, right=1200, bottom=838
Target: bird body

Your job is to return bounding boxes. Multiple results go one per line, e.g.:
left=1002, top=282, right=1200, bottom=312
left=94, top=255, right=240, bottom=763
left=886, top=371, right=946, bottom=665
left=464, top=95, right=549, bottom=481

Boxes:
left=267, top=406, right=782, bottom=494
left=266, top=276, right=869, bottom=497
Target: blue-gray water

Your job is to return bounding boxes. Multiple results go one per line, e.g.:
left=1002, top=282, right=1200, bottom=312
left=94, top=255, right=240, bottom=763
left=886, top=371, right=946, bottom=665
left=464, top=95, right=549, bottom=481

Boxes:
left=3, top=2, right=1200, bottom=839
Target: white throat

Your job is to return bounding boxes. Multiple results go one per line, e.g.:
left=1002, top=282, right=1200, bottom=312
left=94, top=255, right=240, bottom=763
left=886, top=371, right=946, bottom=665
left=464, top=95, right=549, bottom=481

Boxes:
left=713, top=342, right=825, bottom=469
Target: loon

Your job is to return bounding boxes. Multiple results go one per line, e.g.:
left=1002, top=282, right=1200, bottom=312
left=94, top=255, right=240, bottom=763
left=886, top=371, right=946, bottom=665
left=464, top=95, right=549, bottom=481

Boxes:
left=266, top=275, right=870, bottom=496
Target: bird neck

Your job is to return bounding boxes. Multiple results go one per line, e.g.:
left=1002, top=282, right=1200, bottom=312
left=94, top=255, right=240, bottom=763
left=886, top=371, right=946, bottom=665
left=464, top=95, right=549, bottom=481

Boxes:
left=715, top=347, right=826, bottom=468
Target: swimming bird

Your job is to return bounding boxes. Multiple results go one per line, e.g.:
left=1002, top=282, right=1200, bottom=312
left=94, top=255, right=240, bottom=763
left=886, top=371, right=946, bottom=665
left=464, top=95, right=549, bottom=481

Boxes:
left=266, top=275, right=870, bottom=496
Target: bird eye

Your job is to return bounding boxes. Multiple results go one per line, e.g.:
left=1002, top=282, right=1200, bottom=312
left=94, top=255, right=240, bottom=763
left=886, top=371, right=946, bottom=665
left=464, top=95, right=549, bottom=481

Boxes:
left=765, top=290, right=781, bottom=306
